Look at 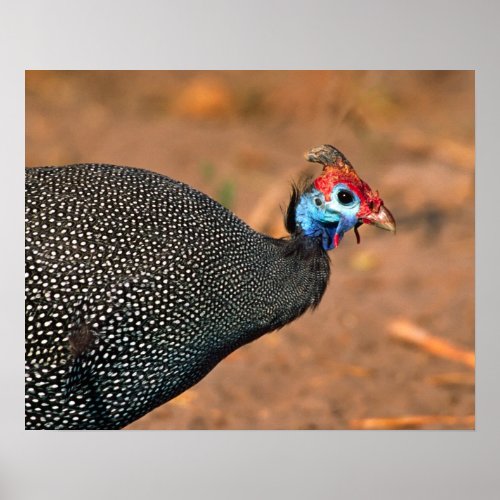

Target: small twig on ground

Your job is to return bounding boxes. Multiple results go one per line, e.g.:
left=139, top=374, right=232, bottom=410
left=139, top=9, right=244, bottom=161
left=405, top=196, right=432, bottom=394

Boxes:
left=349, top=415, right=475, bottom=430
left=425, top=371, right=475, bottom=387
left=388, top=319, right=475, bottom=369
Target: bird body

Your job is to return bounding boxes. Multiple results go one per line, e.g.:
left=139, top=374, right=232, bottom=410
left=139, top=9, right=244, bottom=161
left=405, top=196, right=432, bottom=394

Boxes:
left=25, top=145, right=394, bottom=429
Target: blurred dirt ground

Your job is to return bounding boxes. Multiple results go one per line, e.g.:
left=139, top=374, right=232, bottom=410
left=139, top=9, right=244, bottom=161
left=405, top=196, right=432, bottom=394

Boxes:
left=25, top=70, right=474, bottom=430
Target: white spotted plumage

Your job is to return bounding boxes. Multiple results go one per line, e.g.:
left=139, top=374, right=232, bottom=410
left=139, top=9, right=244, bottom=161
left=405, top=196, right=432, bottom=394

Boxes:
left=25, top=164, right=330, bottom=429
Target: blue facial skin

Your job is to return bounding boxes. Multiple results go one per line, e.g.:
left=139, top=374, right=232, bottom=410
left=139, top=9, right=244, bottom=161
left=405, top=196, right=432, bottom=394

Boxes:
left=295, top=184, right=361, bottom=250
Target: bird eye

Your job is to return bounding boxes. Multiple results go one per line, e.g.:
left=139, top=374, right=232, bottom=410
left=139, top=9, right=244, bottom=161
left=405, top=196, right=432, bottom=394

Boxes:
left=337, top=190, right=354, bottom=205
left=313, top=197, right=323, bottom=207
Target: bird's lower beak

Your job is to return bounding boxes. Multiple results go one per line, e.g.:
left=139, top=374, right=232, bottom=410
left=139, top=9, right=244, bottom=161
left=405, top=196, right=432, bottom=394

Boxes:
left=363, top=205, right=396, bottom=233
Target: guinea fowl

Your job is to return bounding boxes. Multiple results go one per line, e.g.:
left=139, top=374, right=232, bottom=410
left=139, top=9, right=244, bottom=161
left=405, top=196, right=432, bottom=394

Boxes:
left=25, top=145, right=395, bottom=430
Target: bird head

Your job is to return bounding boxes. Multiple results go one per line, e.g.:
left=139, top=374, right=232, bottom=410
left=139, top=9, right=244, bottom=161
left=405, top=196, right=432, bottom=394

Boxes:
left=294, top=145, right=396, bottom=250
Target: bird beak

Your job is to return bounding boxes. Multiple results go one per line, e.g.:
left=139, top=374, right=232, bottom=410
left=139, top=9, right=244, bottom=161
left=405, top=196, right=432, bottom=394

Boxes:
left=363, top=205, right=396, bottom=233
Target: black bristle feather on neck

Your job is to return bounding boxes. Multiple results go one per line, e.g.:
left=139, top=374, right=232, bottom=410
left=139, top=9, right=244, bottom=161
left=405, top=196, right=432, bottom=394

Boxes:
left=284, top=177, right=313, bottom=236
left=283, top=177, right=327, bottom=260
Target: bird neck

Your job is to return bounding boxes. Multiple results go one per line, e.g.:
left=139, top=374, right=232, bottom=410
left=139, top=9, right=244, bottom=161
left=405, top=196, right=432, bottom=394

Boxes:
left=267, top=234, right=331, bottom=326
left=225, top=233, right=330, bottom=356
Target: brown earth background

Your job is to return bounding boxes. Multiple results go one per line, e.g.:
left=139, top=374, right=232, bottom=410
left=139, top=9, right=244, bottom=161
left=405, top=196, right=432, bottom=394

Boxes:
left=26, top=70, right=475, bottom=430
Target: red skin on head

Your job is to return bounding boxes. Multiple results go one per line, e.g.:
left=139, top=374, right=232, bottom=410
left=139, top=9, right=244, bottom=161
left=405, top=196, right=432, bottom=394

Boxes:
left=313, top=164, right=384, bottom=222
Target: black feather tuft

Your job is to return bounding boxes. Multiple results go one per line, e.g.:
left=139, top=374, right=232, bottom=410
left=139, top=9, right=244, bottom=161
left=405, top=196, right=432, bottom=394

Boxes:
left=284, top=176, right=313, bottom=236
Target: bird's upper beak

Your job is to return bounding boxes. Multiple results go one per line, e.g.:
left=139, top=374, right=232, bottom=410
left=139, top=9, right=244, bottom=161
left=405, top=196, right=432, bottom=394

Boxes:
left=362, top=205, right=396, bottom=233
